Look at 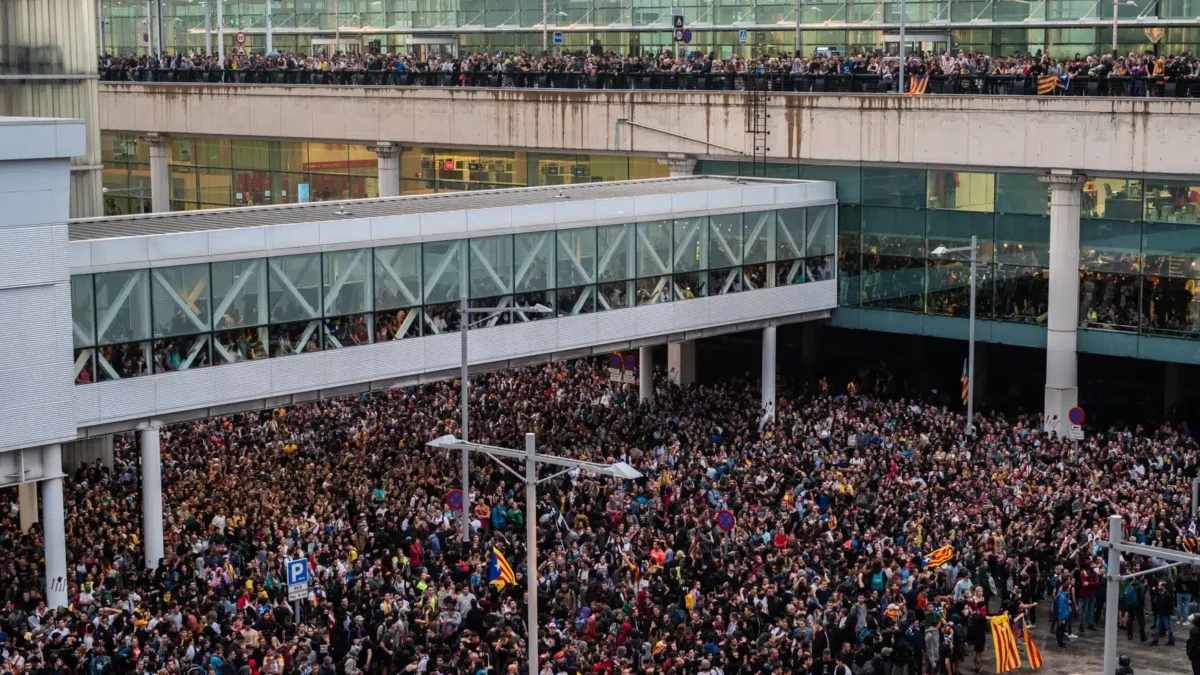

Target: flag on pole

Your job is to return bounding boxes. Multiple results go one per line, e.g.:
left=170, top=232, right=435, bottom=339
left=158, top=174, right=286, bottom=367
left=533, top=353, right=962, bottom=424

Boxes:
left=1015, top=615, right=1043, bottom=670
left=488, top=547, right=516, bottom=589
left=960, top=359, right=969, bottom=406
left=989, top=615, right=1022, bottom=673
left=922, top=544, right=955, bottom=568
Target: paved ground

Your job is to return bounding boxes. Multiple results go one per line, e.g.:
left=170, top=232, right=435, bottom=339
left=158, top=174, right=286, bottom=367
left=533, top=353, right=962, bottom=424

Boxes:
left=974, top=614, right=1194, bottom=675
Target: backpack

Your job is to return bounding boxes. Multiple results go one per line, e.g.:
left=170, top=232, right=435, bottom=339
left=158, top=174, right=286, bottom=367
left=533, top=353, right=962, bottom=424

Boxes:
left=871, top=571, right=886, bottom=592
left=1123, top=583, right=1138, bottom=608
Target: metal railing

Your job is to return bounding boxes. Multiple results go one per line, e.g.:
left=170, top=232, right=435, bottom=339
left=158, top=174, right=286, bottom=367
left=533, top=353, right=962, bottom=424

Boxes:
left=98, top=68, right=1200, bottom=98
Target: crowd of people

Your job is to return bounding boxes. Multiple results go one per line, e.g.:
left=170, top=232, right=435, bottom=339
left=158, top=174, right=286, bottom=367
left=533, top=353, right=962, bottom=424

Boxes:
left=97, top=48, right=1200, bottom=85
left=5, top=358, right=1200, bottom=675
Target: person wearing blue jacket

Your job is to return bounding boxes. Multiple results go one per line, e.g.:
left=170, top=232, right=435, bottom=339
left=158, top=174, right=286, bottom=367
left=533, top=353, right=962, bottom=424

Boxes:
left=1055, top=585, right=1074, bottom=647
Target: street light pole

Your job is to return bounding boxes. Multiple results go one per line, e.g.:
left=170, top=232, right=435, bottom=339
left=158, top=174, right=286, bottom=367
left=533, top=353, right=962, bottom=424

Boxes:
left=898, top=0, right=907, bottom=94
left=525, top=433, right=539, bottom=675
left=794, top=0, right=801, bottom=56
left=265, top=0, right=273, bottom=53
left=966, top=234, right=977, bottom=435
left=1111, top=0, right=1118, bottom=56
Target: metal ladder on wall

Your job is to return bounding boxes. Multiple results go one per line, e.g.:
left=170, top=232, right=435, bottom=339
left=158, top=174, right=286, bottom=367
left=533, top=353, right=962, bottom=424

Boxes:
left=744, top=78, right=770, bottom=177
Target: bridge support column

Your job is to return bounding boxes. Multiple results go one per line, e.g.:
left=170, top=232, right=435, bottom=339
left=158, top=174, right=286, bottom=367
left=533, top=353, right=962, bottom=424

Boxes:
left=658, top=153, right=696, bottom=178
left=762, top=326, right=777, bottom=419
left=42, top=444, right=67, bottom=609
left=140, top=424, right=164, bottom=569
left=371, top=142, right=401, bottom=198
left=1040, top=170, right=1086, bottom=435
left=639, top=346, right=653, bottom=402
left=668, top=341, right=695, bottom=386
left=143, top=133, right=170, bottom=212
left=18, top=482, right=38, bottom=533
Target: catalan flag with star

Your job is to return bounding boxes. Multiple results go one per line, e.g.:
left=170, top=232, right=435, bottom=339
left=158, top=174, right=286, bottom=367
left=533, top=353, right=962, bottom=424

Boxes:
left=488, top=547, right=516, bottom=590
left=990, top=615, right=1022, bottom=673
left=1015, top=615, right=1043, bottom=670
left=922, top=544, right=955, bottom=569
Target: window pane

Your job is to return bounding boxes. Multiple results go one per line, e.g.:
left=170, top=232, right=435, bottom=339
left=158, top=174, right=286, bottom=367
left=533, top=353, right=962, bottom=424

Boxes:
left=927, top=171, right=995, bottom=212
left=375, top=308, right=423, bottom=342
left=325, top=315, right=371, bottom=349
left=674, top=272, right=708, bottom=300
left=994, top=265, right=1049, bottom=324
left=862, top=167, right=926, bottom=209
left=673, top=217, right=708, bottom=272
left=927, top=211, right=994, bottom=263
left=557, top=286, right=596, bottom=315
left=515, top=231, right=554, bottom=292
left=71, top=275, right=95, bottom=348
left=800, top=165, right=863, bottom=204
left=153, top=335, right=211, bottom=373
left=1143, top=275, right=1200, bottom=337
left=95, top=269, right=151, bottom=344
left=374, top=243, right=422, bottom=311
left=1084, top=178, right=1143, bottom=220
left=596, top=224, right=635, bottom=282
left=995, top=214, right=1050, bottom=267
left=637, top=221, right=673, bottom=277
left=1080, top=271, right=1139, bottom=330
left=709, top=214, right=743, bottom=269
left=743, top=211, right=775, bottom=264
left=556, top=228, right=596, bottom=287
left=268, top=254, right=323, bottom=323
left=323, top=249, right=372, bottom=317
left=1143, top=222, right=1200, bottom=277
left=212, top=259, right=268, bottom=329
left=1145, top=180, right=1200, bottom=224
left=469, top=235, right=514, bottom=299
left=807, top=205, right=837, bottom=258
left=862, top=207, right=925, bottom=257
left=1080, top=219, right=1142, bottom=272
left=271, top=320, right=323, bottom=356
left=423, top=240, right=465, bottom=305
left=995, top=173, right=1049, bottom=216
left=927, top=261, right=994, bottom=318
left=776, top=208, right=806, bottom=261
left=599, top=281, right=635, bottom=310
left=151, top=264, right=212, bottom=338
left=861, top=255, right=925, bottom=312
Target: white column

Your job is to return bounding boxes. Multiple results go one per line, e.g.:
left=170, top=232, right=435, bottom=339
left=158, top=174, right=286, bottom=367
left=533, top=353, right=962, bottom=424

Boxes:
left=657, top=153, right=697, bottom=178
left=140, top=424, right=165, bottom=568
left=524, top=433, right=539, bottom=675
left=41, top=444, right=67, bottom=609
left=371, top=142, right=401, bottom=198
left=668, top=341, right=696, bottom=386
left=1039, top=170, right=1085, bottom=436
left=762, top=325, right=777, bottom=418
left=143, top=133, right=169, bottom=213
left=18, top=482, right=38, bottom=533
left=638, top=346, right=653, bottom=402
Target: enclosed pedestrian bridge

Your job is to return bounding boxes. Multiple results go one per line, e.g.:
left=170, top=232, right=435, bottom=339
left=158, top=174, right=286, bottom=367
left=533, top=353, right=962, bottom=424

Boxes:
left=67, top=176, right=837, bottom=435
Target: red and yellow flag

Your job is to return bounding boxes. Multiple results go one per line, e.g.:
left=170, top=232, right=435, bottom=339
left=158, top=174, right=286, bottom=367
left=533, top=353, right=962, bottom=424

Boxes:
left=905, top=74, right=929, bottom=96
left=990, top=615, right=1022, bottom=673
left=1016, top=615, right=1043, bottom=670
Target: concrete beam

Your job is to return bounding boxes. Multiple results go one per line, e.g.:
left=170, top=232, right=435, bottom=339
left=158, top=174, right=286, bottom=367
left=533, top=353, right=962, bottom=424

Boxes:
left=99, top=84, right=1200, bottom=177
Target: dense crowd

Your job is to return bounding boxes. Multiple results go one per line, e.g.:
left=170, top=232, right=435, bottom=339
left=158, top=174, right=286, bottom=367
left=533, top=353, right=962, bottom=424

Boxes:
left=4, top=359, right=1200, bottom=675
left=98, top=49, right=1200, bottom=81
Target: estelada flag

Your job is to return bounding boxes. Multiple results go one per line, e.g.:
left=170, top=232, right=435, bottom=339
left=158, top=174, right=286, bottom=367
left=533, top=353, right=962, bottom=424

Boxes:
left=922, top=544, right=955, bottom=568
left=488, top=547, right=516, bottom=589
left=990, top=615, right=1022, bottom=673
left=1015, top=615, right=1042, bottom=670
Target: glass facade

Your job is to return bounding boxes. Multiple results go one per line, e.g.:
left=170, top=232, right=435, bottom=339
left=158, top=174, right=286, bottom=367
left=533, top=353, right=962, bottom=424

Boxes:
left=698, top=160, right=1200, bottom=342
left=101, top=0, right=1200, bottom=57
left=70, top=205, right=835, bottom=383
left=101, top=133, right=668, bottom=216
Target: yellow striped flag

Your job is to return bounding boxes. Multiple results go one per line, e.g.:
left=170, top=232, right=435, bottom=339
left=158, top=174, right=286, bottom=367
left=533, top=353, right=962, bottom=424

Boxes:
left=488, top=547, right=516, bottom=589
left=960, top=359, right=969, bottom=406
left=922, top=544, right=955, bottom=568
left=1036, top=75, right=1062, bottom=95
left=1015, top=615, right=1043, bottom=670
left=990, top=615, right=1022, bottom=673
left=905, top=74, right=929, bottom=96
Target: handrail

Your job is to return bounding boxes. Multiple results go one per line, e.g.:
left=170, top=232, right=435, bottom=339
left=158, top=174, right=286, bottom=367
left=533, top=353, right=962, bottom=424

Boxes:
left=97, top=68, right=1200, bottom=98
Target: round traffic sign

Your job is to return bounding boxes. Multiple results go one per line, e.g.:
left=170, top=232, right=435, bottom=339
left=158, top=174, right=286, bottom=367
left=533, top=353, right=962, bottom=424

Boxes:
left=1068, top=406, right=1085, bottom=426
left=235, top=31, right=247, bottom=45
left=623, top=354, right=636, bottom=371
left=716, top=509, right=736, bottom=532
left=445, top=489, right=464, bottom=510
left=610, top=353, right=622, bottom=368
left=682, top=29, right=693, bottom=44
left=673, top=29, right=684, bottom=41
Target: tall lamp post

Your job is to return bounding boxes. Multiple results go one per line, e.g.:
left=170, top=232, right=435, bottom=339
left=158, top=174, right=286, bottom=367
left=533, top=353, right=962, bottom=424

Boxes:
left=932, top=234, right=978, bottom=436
left=456, top=296, right=553, bottom=545
left=427, top=434, right=642, bottom=675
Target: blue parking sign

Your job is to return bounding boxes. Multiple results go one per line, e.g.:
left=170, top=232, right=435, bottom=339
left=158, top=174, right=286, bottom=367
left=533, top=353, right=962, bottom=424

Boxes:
left=553, top=31, right=563, bottom=45
left=738, top=29, right=747, bottom=45
left=286, top=558, right=309, bottom=585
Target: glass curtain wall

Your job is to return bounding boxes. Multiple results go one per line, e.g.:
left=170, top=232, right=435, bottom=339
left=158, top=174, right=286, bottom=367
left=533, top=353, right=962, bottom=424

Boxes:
left=696, top=160, right=1200, bottom=342
left=70, top=206, right=834, bottom=383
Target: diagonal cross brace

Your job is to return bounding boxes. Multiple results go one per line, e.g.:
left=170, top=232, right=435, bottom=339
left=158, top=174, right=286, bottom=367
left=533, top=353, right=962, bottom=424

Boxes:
left=269, top=257, right=321, bottom=319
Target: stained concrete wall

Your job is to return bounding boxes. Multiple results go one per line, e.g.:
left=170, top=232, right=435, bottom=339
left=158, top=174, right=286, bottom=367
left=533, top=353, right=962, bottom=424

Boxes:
left=99, top=84, right=1200, bottom=177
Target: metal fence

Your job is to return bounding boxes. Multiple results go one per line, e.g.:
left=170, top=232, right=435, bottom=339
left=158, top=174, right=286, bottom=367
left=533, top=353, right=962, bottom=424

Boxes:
left=98, top=68, right=1200, bottom=98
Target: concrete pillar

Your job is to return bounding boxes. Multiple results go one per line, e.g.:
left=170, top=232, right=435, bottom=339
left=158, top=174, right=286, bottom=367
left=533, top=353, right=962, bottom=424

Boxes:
left=140, top=424, right=165, bottom=568
left=762, top=326, right=777, bottom=418
left=41, top=444, right=67, bottom=609
left=1165, top=363, right=1182, bottom=418
left=18, top=482, right=38, bottom=533
left=371, top=142, right=401, bottom=198
left=658, top=153, right=697, bottom=178
left=668, top=341, right=696, bottom=386
left=1039, top=170, right=1086, bottom=436
left=638, top=346, right=653, bottom=402
left=0, top=0, right=104, bottom=217
left=143, top=133, right=170, bottom=212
